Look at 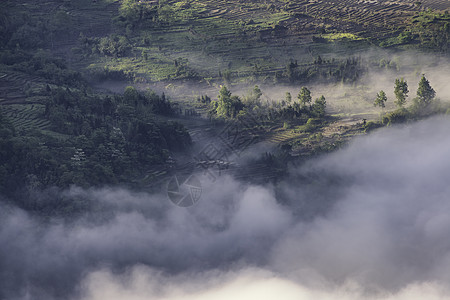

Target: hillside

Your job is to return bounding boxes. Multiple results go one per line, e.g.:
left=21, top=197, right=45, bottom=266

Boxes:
left=0, top=0, right=449, bottom=209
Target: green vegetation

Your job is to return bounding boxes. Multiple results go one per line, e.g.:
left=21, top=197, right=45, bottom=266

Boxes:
left=298, top=87, right=312, bottom=109
left=0, top=31, right=191, bottom=202
left=414, top=74, right=436, bottom=108
left=0, top=0, right=449, bottom=212
left=321, top=33, right=364, bottom=41
left=0, top=83, right=190, bottom=200
left=208, top=85, right=328, bottom=137
left=374, top=90, right=387, bottom=109
left=410, top=10, right=450, bottom=51
left=1, top=0, right=448, bottom=89
left=365, top=75, right=445, bottom=129
left=394, top=78, right=409, bottom=107
left=211, top=86, right=244, bottom=118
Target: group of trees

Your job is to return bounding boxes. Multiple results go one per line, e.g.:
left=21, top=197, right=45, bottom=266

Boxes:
left=0, top=85, right=191, bottom=200
left=78, top=34, right=132, bottom=58
left=116, top=0, right=197, bottom=31
left=373, top=74, right=437, bottom=125
left=210, top=86, right=245, bottom=119
left=283, top=57, right=363, bottom=84
left=209, top=85, right=327, bottom=123
left=374, top=74, right=436, bottom=110
left=116, top=0, right=158, bottom=30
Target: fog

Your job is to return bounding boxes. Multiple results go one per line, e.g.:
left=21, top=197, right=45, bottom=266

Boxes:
left=256, top=50, right=450, bottom=117
left=93, top=49, right=450, bottom=124
left=2, top=116, right=450, bottom=299
left=143, top=49, right=450, bottom=120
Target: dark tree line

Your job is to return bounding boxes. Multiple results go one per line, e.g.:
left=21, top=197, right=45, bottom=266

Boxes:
left=283, top=57, right=364, bottom=84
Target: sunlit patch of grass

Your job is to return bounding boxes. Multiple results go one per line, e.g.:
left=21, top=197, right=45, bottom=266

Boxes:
left=321, top=33, right=365, bottom=41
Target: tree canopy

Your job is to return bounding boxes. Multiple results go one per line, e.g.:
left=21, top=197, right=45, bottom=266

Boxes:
left=394, top=78, right=408, bottom=107
left=213, top=86, right=244, bottom=118
left=374, top=90, right=387, bottom=109
left=298, top=87, right=312, bottom=108
left=415, top=74, right=436, bottom=107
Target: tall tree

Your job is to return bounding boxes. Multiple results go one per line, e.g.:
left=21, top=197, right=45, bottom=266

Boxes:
left=374, top=90, right=387, bottom=109
left=394, top=78, right=408, bottom=107
left=215, top=86, right=243, bottom=118
left=298, top=87, right=312, bottom=109
left=218, top=85, right=231, bottom=102
left=415, top=74, right=435, bottom=107
left=312, top=95, right=326, bottom=117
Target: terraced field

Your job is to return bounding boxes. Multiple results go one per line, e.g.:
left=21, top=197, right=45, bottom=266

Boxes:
left=3, top=0, right=449, bottom=86
left=72, top=0, right=449, bottom=87
left=3, top=0, right=441, bottom=89
left=1, top=104, right=50, bottom=131
left=0, top=71, right=48, bottom=105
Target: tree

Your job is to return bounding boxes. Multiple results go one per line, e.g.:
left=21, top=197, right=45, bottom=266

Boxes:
left=415, top=74, right=435, bottom=107
left=243, top=85, right=262, bottom=107
left=298, top=87, right=312, bottom=109
left=374, top=90, right=387, bottom=109
left=218, top=85, right=231, bottom=102
left=394, top=78, right=408, bottom=107
left=215, top=86, right=244, bottom=118
left=312, top=95, right=326, bottom=118
left=124, top=86, right=139, bottom=104
left=285, top=92, right=292, bottom=104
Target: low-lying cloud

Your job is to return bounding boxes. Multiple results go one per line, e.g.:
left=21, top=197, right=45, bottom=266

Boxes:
left=1, top=116, right=450, bottom=300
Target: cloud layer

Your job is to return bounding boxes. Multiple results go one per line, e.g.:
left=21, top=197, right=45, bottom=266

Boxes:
left=1, top=116, right=450, bottom=300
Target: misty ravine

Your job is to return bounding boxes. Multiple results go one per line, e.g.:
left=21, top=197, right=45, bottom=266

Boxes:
left=1, top=117, right=450, bottom=300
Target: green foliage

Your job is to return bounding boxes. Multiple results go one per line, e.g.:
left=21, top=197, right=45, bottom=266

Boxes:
left=321, top=32, right=363, bottom=41
left=379, top=31, right=413, bottom=47
left=0, top=81, right=190, bottom=198
left=284, top=57, right=363, bottom=84
left=124, top=86, right=140, bottom=103
left=374, top=90, right=387, bottom=109
left=382, top=108, right=410, bottom=125
left=364, top=121, right=383, bottom=132
left=304, top=118, right=321, bottom=132
left=410, top=11, right=450, bottom=51
left=394, top=78, right=408, bottom=107
left=214, top=86, right=244, bottom=118
left=298, top=87, right=312, bottom=108
left=79, top=34, right=131, bottom=58
left=117, top=0, right=157, bottom=29
left=209, top=86, right=328, bottom=126
left=91, top=67, right=134, bottom=81
left=414, top=74, right=435, bottom=108
left=311, top=95, right=326, bottom=118
left=242, top=85, right=263, bottom=108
